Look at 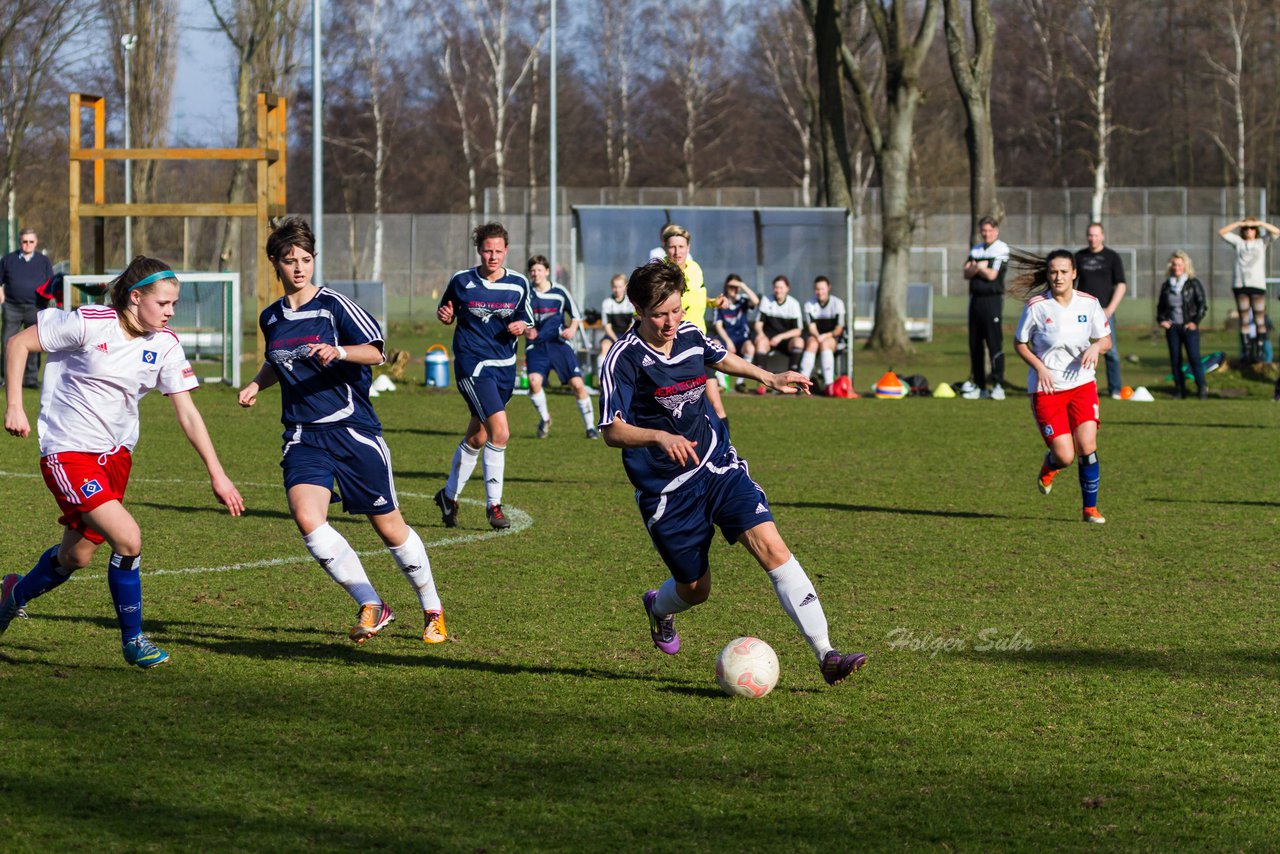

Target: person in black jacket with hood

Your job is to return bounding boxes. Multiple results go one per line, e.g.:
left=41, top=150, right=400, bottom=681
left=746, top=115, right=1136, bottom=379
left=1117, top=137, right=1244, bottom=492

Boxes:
left=1156, top=250, right=1208, bottom=399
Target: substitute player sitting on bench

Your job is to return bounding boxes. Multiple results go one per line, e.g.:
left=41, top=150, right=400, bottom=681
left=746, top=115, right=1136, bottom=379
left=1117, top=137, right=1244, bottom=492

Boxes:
left=799, top=275, right=846, bottom=393
left=751, top=275, right=803, bottom=393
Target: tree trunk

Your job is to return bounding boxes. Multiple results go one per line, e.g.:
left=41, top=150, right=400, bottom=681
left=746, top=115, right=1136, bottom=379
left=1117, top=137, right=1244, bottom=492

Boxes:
left=943, top=0, right=1001, bottom=242
left=807, top=0, right=853, bottom=209
left=868, top=89, right=924, bottom=356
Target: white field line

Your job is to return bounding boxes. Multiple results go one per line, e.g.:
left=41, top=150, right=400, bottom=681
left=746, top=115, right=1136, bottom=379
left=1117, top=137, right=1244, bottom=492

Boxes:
left=0, top=472, right=532, bottom=580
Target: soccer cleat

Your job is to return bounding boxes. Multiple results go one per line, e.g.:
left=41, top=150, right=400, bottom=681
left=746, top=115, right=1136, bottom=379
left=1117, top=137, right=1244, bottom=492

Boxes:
left=122, top=634, right=170, bottom=669
left=821, top=650, right=867, bottom=685
left=990, top=384, right=1006, bottom=400
left=433, top=488, right=458, bottom=528
left=961, top=387, right=982, bottom=400
left=350, top=601, right=395, bottom=643
left=536, top=419, right=551, bottom=439
left=754, top=385, right=768, bottom=395
left=486, top=504, right=511, bottom=530
left=585, top=427, right=600, bottom=440
left=0, top=573, right=27, bottom=635
left=641, top=589, right=681, bottom=655
left=1038, top=467, right=1059, bottom=496
left=1082, top=507, right=1106, bottom=524
left=423, top=610, right=447, bottom=644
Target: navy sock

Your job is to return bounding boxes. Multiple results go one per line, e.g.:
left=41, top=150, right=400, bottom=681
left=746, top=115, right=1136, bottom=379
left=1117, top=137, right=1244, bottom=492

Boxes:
left=1078, top=452, right=1100, bottom=508
left=107, top=553, right=143, bottom=643
left=13, top=545, right=69, bottom=607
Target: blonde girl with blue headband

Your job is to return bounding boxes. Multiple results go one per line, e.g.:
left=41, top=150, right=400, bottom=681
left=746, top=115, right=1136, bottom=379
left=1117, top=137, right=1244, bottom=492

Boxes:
left=1, top=255, right=244, bottom=668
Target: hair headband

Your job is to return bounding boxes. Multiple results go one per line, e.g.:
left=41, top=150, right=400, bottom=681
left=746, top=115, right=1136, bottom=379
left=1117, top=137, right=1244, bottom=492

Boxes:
left=129, top=270, right=177, bottom=291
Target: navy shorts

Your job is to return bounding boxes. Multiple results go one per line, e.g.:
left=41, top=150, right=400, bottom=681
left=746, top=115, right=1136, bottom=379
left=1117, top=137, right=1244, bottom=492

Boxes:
left=526, top=340, right=583, bottom=384
left=635, top=451, right=774, bottom=583
left=458, top=373, right=514, bottom=420
left=719, top=329, right=749, bottom=351
left=281, top=426, right=399, bottom=516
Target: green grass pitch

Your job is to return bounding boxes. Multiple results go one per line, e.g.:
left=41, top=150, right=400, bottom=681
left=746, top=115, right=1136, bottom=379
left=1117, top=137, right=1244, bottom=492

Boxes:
left=1, top=323, right=1279, bottom=850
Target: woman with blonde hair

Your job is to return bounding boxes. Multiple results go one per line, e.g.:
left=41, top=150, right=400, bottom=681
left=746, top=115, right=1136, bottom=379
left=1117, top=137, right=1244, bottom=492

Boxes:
left=1156, top=250, right=1208, bottom=399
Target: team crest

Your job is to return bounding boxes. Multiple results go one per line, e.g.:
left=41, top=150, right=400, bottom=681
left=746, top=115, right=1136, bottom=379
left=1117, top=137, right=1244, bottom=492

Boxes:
left=141, top=350, right=158, bottom=364
left=1043, top=424, right=1054, bottom=437
left=80, top=478, right=103, bottom=498
left=654, top=376, right=707, bottom=419
left=268, top=344, right=314, bottom=372
left=1077, top=314, right=1087, bottom=323
left=468, top=304, right=515, bottom=323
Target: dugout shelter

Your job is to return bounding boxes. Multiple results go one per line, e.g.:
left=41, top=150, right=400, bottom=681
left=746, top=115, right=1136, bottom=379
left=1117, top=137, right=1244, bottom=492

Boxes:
left=571, top=205, right=854, bottom=379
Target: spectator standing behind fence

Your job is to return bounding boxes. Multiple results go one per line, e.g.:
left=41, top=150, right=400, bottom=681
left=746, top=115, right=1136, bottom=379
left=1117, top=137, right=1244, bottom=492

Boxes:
left=1074, top=223, right=1127, bottom=399
left=1218, top=217, right=1279, bottom=364
left=1156, top=250, right=1208, bottom=400
left=1, top=229, right=54, bottom=389
left=961, top=217, right=1010, bottom=400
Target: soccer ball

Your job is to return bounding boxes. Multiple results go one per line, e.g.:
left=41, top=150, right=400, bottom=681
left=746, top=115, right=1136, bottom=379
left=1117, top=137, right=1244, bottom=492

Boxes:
left=715, top=637, right=780, bottom=698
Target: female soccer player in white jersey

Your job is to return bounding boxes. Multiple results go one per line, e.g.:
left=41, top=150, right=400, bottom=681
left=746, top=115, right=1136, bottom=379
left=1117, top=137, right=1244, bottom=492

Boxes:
left=598, top=259, right=867, bottom=686
left=237, top=218, right=446, bottom=645
left=433, top=222, right=535, bottom=531
left=524, top=254, right=597, bottom=439
left=1011, top=249, right=1112, bottom=523
left=1, top=257, right=245, bottom=668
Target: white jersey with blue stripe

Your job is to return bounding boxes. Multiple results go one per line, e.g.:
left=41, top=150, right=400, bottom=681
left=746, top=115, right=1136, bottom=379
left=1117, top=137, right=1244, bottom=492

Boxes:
left=440, top=267, right=535, bottom=379
left=529, top=282, right=581, bottom=342
left=598, top=322, right=732, bottom=495
left=260, top=287, right=384, bottom=432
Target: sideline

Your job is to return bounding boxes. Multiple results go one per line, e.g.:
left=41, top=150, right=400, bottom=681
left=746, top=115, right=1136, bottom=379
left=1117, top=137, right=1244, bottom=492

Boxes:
left=0, top=471, right=532, bottom=580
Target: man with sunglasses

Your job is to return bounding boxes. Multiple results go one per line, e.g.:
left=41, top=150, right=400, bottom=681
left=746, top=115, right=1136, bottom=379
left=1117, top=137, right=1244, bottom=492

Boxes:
left=1, top=229, right=54, bottom=388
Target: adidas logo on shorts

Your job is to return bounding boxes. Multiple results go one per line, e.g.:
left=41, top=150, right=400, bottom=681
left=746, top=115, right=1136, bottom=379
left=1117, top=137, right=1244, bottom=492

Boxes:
left=372, top=496, right=387, bottom=507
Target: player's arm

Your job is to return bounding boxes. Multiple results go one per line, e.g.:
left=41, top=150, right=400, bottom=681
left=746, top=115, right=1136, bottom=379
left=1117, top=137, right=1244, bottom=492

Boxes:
left=3, top=325, right=43, bottom=437
left=775, top=313, right=803, bottom=343
left=1260, top=220, right=1280, bottom=237
left=237, top=361, right=279, bottom=408
left=306, top=341, right=384, bottom=367
left=1013, top=340, right=1056, bottom=394
left=168, top=391, right=245, bottom=516
left=436, top=283, right=457, bottom=324
left=1219, top=220, right=1247, bottom=238
left=601, top=416, right=700, bottom=467
left=1104, top=282, right=1126, bottom=318
left=739, top=284, right=760, bottom=307
left=714, top=351, right=811, bottom=395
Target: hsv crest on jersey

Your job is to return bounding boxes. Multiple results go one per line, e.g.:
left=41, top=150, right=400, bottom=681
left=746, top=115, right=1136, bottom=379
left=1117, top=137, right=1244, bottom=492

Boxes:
left=142, top=350, right=157, bottom=364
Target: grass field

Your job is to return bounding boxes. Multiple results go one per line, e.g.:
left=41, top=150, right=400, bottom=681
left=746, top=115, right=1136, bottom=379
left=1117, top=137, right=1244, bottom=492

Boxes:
left=2, top=322, right=1279, bottom=850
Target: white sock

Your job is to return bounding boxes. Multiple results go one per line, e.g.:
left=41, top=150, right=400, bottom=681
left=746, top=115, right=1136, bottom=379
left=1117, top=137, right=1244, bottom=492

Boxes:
left=820, top=351, right=835, bottom=386
left=303, top=523, right=378, bottom=605
left=651, top=577, right=695, bottom=617
left=768, top=555, right=832, bottom=662
left=446, top=441, right=480, bottom=499
left=799, top=351, right=816, bottom=379
left=576, top=396, right=595, bottom=429
left=483, top=441, right=506, bottom=506
left=389, top=528, right=441, bottom=611
left=530, top=390, right=550, bottom=421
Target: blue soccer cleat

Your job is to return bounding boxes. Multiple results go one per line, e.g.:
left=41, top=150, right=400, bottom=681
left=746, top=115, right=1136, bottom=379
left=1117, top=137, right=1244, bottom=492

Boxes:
left=122, top=634, right=170, bottom=669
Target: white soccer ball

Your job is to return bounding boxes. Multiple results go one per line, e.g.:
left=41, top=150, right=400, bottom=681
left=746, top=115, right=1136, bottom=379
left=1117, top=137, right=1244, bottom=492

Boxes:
left=715, top=636, right=780, bottom=698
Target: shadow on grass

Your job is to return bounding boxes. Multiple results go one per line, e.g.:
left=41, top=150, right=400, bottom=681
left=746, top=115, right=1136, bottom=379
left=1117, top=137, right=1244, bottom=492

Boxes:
left=1145, top=497, right=1280, bottom=508
left=381, top=426, right=461, bottom=437
left=956, top=645, right=1280, bottom=676
left=1108, top=420, right=1270, bottom=430
left=128, top=501, right=296, bottom=521
left=773, top=501, right=1007, bottom=520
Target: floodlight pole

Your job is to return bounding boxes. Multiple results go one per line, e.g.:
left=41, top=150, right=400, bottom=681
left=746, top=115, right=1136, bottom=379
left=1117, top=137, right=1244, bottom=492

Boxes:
left=312, top=0, right=324, bottom=283
left=121, top=33, right=137, bottom=262
left=548, top=0, right=557, bottom=280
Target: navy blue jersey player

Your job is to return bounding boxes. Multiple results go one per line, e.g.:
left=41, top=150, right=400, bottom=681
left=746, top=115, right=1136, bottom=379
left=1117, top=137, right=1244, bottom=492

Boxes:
left=239, top=217, right=446, bottom=646
left=525, top=255, right=598, bottom=440
left=598, top=260, right=867, bottom=686
left=433, top=222, right=535, bottom=530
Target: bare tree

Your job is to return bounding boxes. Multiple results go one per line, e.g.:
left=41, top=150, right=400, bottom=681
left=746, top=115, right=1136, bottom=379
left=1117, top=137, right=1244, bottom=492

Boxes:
left=0, top=0, right=91, bottom=248
left=429, top=31, right=484, bottom=221
left=207, top=0, right=303, bottom=271
left=577, top=0, right=645, bottom=190
left=759, top=1, right=817, bottom=203
left=1017, top=0, right=1070, bottom=187
left=1203, top=0, right=1250, bottom=217
left=802, top=0, right=854, bottom=208
left=943, top=0, right=1000, bottom=241
left=1066, top=0, right=1114, bottom=222
left=103, top=0, right=178, bottom=256
left=841, top=0, right=941, bottom=355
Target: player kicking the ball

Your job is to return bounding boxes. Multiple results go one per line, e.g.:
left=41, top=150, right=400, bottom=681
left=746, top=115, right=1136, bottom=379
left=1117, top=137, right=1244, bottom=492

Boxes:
left=598, top=259, right=867, bottom=686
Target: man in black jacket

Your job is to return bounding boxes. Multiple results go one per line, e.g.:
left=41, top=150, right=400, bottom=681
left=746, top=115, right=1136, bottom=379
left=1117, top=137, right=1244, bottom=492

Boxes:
left=962, top=217, right=1010, bottom=400
left=0, top=228, right=54, bottom=388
